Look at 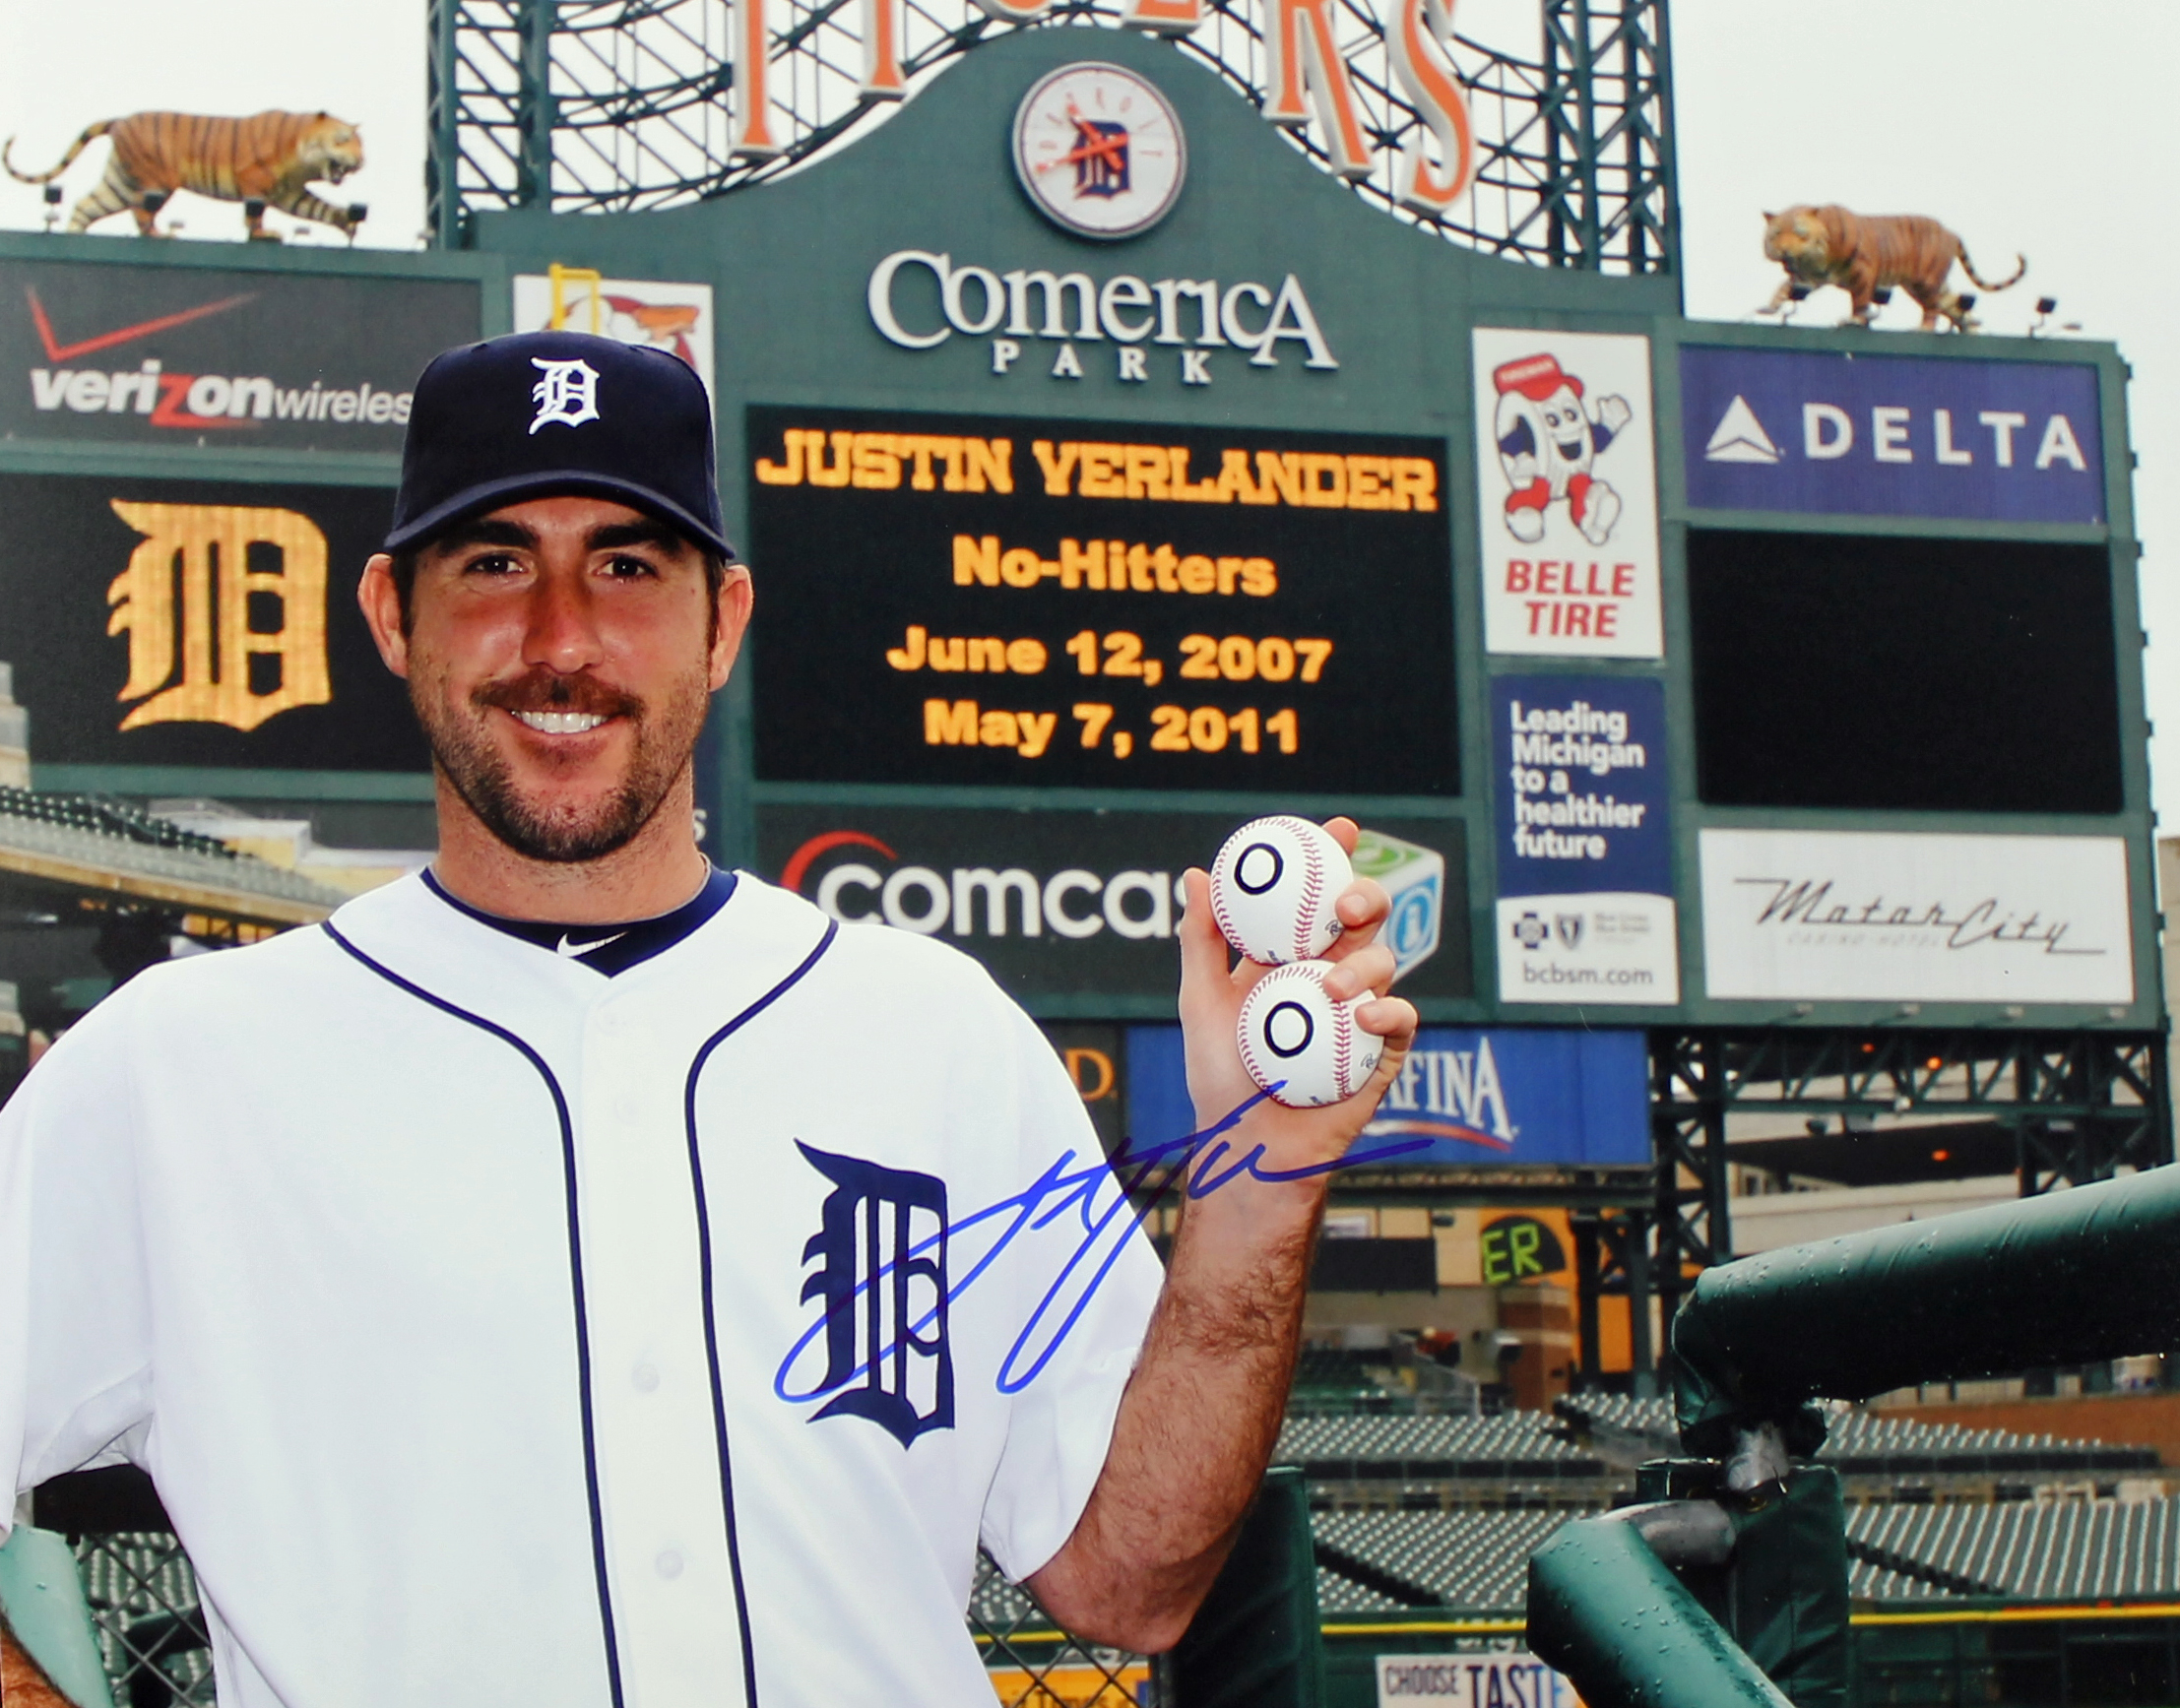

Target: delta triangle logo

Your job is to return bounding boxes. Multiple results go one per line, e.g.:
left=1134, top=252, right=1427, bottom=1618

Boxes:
left=1704, top=394, right=1781, bottom=464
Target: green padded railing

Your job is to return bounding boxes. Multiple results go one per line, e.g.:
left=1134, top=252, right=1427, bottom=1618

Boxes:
left=0, top=1524, right=117, bottom=1708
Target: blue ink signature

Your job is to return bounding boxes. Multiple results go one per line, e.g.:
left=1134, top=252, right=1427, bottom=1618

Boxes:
left=773, top=1085, right=1433, bottom=1406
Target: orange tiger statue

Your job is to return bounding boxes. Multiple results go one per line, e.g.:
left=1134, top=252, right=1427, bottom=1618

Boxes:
left=1760, top=204, right=2024, bottom=332
left=3, top=110, right=363, bottom=240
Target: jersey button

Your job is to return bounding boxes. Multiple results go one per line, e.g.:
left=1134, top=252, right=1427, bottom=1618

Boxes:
left=633, top=1361, right=661, bottom=1393
left=656, top=1550, right=684, bottom=1580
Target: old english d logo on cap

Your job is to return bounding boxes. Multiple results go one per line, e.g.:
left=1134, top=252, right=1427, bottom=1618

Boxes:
left=529, top=357, right=602, bottom=433
left=385, top=329, right=735, bottom=560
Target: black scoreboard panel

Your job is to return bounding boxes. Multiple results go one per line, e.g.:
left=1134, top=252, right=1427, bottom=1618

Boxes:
left=0, top=473, right=421, bottom=772
left=745, top=406, right=1458, bottom=793
left=1688, top=529, right=2122, bottom=816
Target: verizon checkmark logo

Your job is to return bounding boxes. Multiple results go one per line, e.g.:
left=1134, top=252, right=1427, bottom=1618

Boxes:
left=27, top=285, right=256, bottom=363
left=26, top=285, right=260, bottom=429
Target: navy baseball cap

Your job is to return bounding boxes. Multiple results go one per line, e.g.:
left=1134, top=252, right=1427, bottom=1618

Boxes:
left=385, top=330, right=736, bottom=561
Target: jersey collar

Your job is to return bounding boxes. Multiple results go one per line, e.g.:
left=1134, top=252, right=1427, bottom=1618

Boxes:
left=418, top=864, right=739, bottom=977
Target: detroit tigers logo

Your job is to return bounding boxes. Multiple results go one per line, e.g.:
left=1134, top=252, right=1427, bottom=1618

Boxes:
left=1067, top=107, right=1129, bottom=200
left=796, top=1141, right=954, bottom=1446
left=529, top=356, right=601, bottom=433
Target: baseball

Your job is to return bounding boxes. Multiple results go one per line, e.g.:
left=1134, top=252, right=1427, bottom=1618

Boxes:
left=1236, top=960, right=1384, bottom=1109
left=1208, top=815, right=1352, bottom=965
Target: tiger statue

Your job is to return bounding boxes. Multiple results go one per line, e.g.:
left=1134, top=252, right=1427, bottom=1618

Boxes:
left=4, top=110, right=364, bottom=241
left=1760, top=204, right=2024, bottom=332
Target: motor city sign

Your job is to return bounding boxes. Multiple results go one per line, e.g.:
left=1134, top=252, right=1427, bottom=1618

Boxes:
left=1681, top=346, right=2104, bottom=524
left=1698, top=828, right=2134, bottom=1006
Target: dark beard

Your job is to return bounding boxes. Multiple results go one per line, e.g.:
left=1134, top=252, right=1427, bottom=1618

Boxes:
left=416, top=665, right=707, bottom=864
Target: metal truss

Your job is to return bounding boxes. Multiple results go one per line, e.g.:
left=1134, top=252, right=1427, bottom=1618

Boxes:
left=1538, top=0, right=1676, bottom=272
left=1646, top=1029, right=2171, bottom=1361
left=426, top=0, right=1677, bottom=273
left=1569, top=1205, right=1654, bottom=1393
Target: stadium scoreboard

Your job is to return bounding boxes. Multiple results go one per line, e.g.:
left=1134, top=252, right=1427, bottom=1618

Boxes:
left=0, top=24, right=2151, bottom=1040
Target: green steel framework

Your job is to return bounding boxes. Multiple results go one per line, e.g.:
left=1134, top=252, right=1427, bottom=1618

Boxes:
left=1638, top=1029, right=2170, bottom=1384
left=422, top=0, right=1677, bottom=274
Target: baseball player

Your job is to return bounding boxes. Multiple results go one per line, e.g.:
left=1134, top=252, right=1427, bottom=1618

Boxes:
left=0, top=331, right=1416, bottom=1706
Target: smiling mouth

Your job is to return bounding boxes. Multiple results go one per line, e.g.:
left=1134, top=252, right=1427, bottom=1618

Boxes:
left=513, top=710, right=609, bottom=735
left=1556, top=436, right=1585, bottom=460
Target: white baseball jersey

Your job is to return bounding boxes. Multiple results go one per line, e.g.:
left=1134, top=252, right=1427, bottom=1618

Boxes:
left=0, top=870, right=1166, bottom=1707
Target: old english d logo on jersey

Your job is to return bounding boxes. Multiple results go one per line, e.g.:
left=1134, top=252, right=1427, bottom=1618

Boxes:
left=797, top=1141, right=954, bottom=1446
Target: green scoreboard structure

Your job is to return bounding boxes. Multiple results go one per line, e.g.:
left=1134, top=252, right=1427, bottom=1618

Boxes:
left=0, top=14, right=2158, bottom=1360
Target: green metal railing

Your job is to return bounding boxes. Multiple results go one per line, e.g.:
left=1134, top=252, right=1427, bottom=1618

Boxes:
left=1532, top=1161, right=2180, bottom=1708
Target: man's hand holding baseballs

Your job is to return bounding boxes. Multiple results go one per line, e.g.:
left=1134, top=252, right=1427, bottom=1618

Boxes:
left=1177, top=817, right=1418, bottom=1186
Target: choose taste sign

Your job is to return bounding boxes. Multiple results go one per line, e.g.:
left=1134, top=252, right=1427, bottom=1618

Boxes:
left=745, top=405, right=1457, bottom=793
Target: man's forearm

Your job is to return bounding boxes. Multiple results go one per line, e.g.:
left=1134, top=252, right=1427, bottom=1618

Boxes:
left=1029, top=844, right=1414, bottom=1653
left=1028, top=1168, right=1325, bottom=1652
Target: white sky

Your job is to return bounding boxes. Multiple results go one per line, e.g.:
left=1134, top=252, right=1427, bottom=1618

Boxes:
left=0, top=1, right=428, bottom=247
left=3, top=0, right=2177, bottom=823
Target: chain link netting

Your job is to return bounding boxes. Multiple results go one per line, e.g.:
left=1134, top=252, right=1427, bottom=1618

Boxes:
left=70, top=1533, right=212, bottom=1708
left=63, top=1534, right=1144, bottom=1707
left=972, top=1548, right=1154, bottom=1705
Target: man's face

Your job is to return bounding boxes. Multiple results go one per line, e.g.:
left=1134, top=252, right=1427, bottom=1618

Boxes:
left=360, top=496, right=750, bottom=864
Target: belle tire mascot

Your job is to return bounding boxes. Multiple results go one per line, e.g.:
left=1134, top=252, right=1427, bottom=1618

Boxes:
left=1493, top=352, right=1632, bottom=546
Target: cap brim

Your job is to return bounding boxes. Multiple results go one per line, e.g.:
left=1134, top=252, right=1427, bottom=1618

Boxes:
left=384, top=470, right=737, bottom=561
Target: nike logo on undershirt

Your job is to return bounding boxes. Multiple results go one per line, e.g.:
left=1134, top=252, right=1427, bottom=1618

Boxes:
left=557, top=931, right=628, bottom=958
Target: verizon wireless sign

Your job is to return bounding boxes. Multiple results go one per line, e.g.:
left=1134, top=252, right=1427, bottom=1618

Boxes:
left=0, top=258, right=480, bottom=450
left=1699, top=829, right=2134, bottom=1006
left=757, top=803, right=1470, bottom=1002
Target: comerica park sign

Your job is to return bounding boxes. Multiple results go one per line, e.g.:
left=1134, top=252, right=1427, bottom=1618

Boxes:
left=867, top=250, right=1340, bottom=383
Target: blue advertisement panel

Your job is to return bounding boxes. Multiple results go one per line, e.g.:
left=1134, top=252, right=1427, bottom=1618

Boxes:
left=1680, top=346, right=2103, bottom=524
left=1123, top=1025, right=1649, bottom=1168
left=1491, top=674, right=1678, bottom=1004
left=1492, top=675, right=1669, bottom=897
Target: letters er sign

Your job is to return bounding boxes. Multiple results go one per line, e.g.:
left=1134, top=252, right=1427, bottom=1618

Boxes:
left=106, top=501, right=331, bottom=732
left=1479, top=1213, right=1568, bottom=1286
left=1681, top=346, right=2104, bottom=524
